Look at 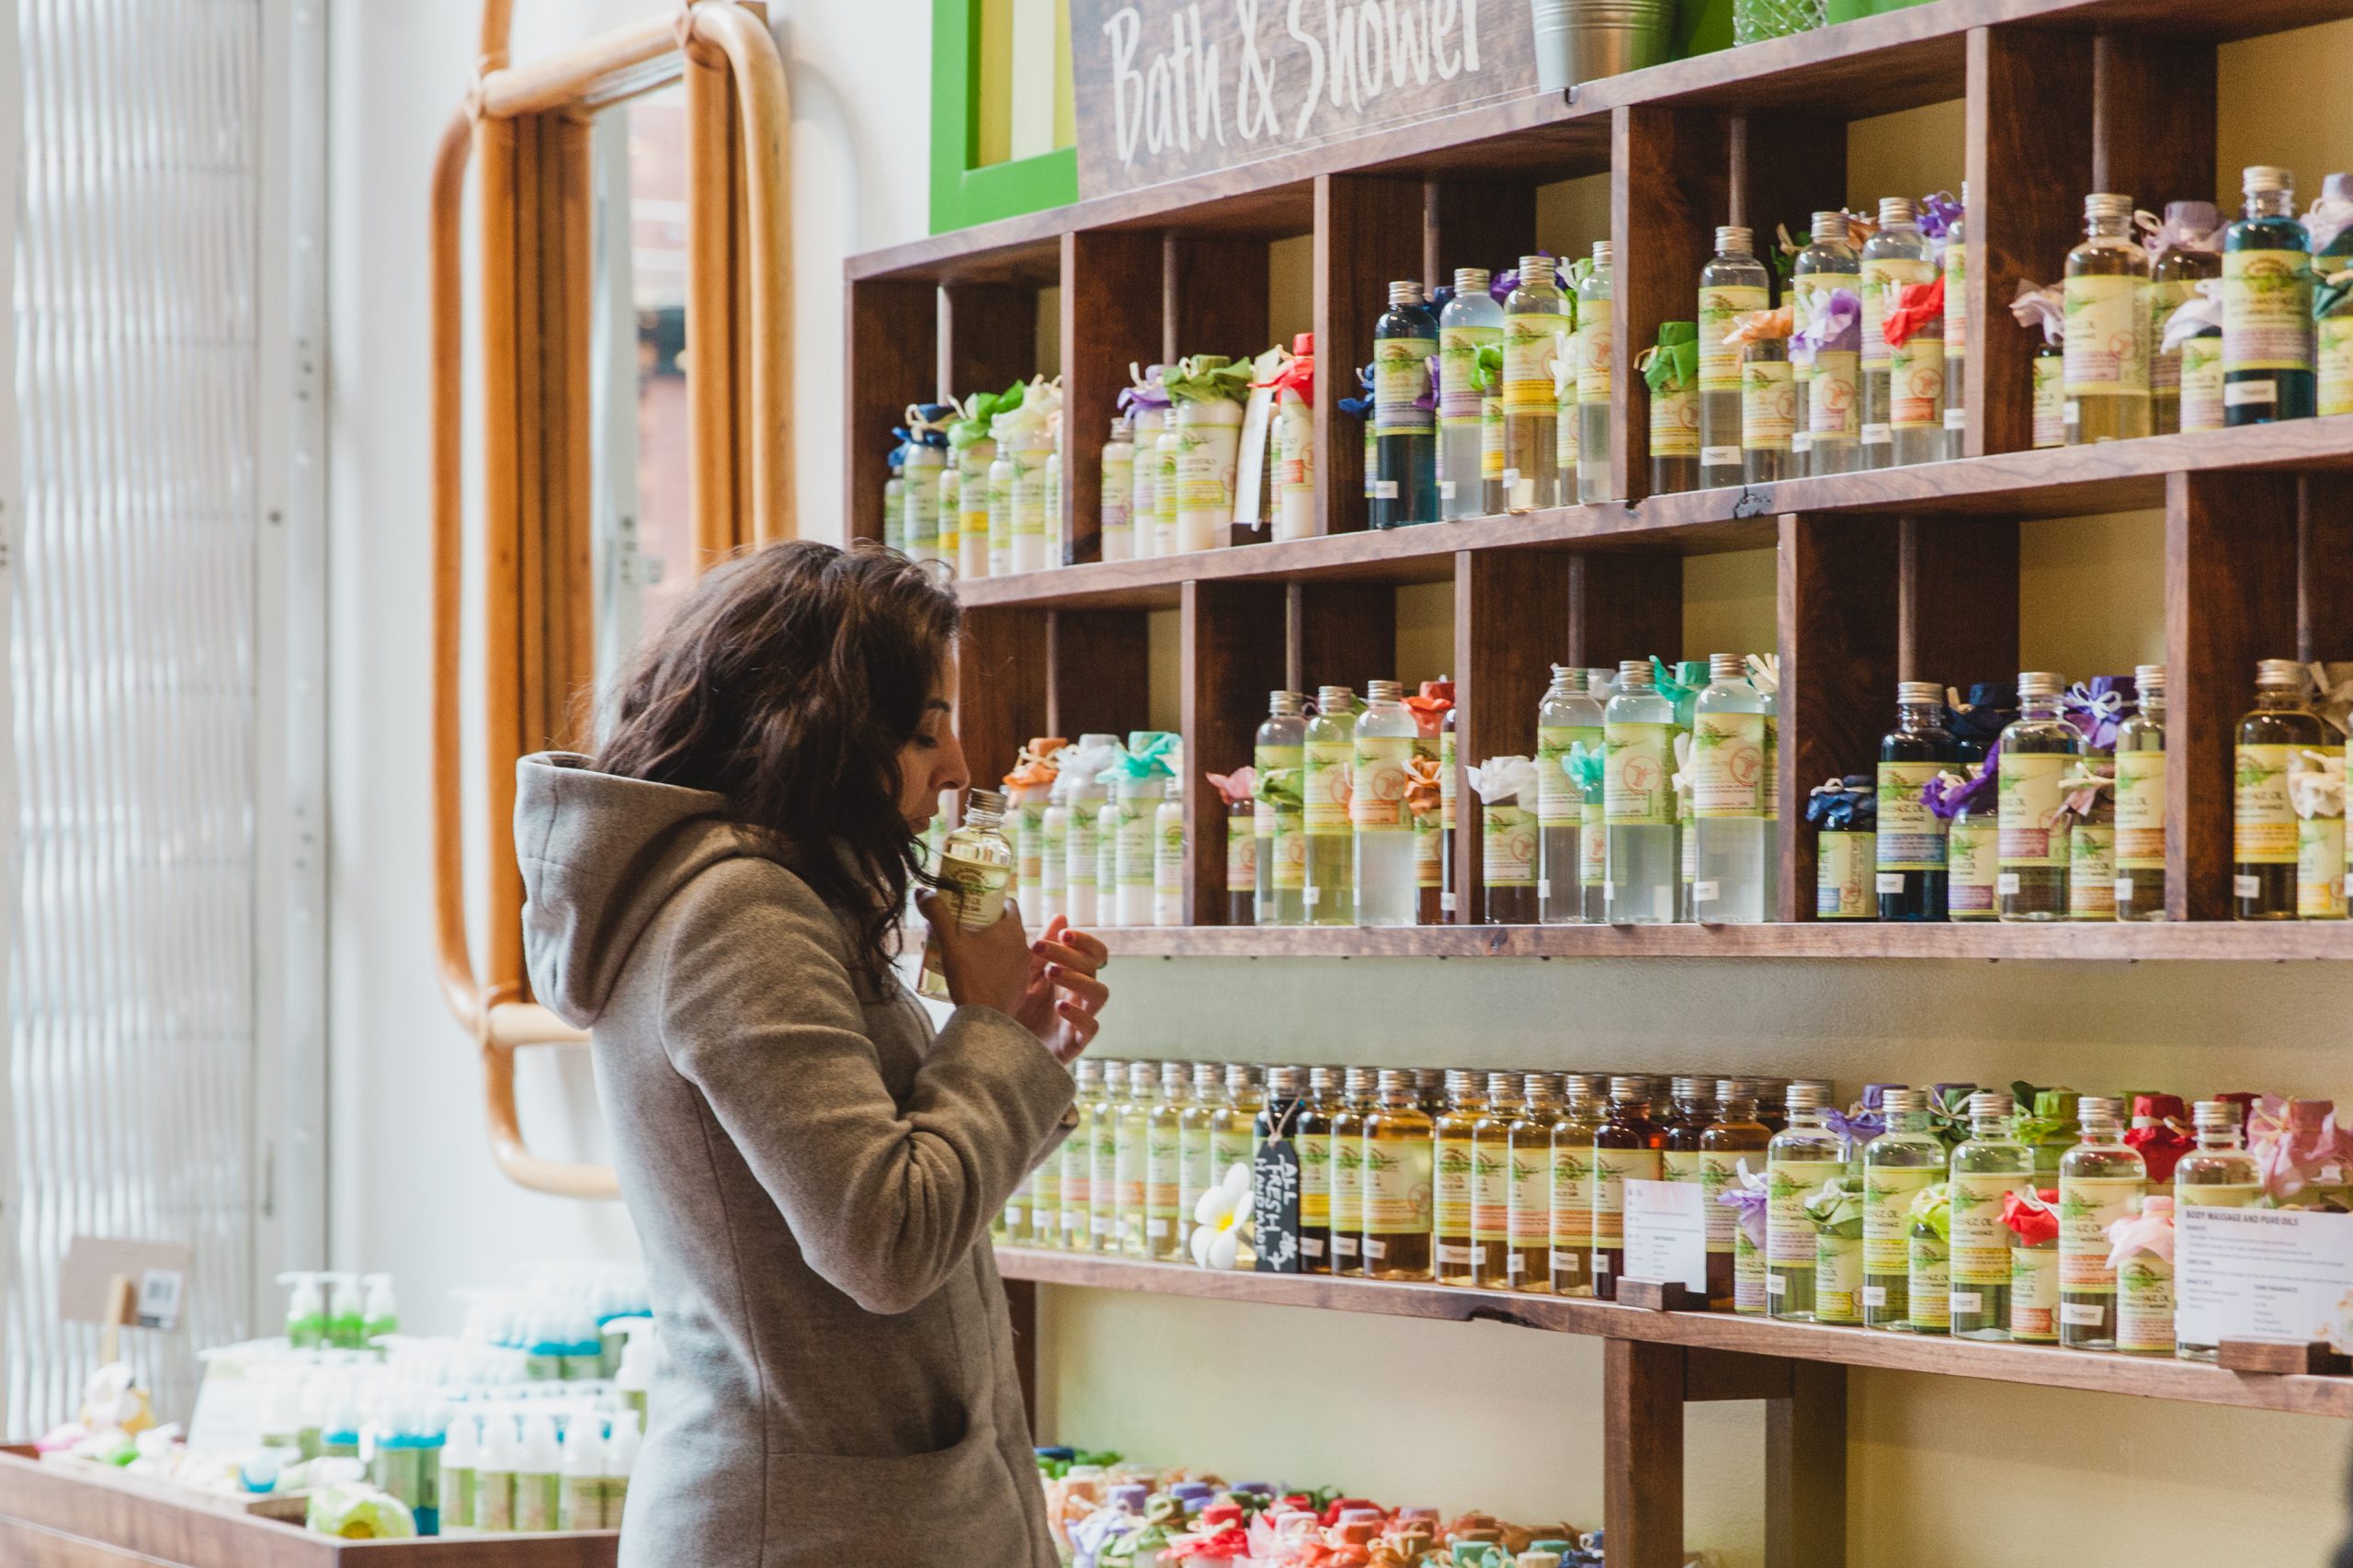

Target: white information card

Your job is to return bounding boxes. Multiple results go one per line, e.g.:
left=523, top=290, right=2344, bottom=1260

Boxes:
left=1622, top=1178, right=1709, bottom=1294
left=2177, top=1204, right=2353, bottom=1351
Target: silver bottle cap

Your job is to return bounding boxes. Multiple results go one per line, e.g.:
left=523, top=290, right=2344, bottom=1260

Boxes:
left=1617, top=659, right=1654, bottom=687
left=1968, top=1090, right=2015, bottom=1119
left=1898, top=680, right=1944, bottom=706
left=1316, top=684, right=1358, bottom=711
left=1128, top=1060, right=1159, bottom=1094
left=1881, top=1088, right=1926, bottom=1115
left=1517, top=255, right=1556, bottom=287
left=1879, top=197, right=1916, bottom=228
left=1366, top=678, right=1404, bottom=703
left=1608, top=1075, right=1652, bottom=1101
left=1454, top=267, right=1493, bottom=296
left=1387, top=279, right=1426, bottom=306
left=1710, top=653, right=1746, bottom=680
left=1810, top=210, right=1848, bottom=244
left=2084, top=192, right=2134, bottom=223
left=2133, top=664, right=2165, bottom=690
left=2017, top=670, right=2064, bottom=699
left=1715, top=225, right=1754, bottom=255
left=2244, top=165, right=2293, bottom=196
left=2194, top=1099, right=2240, bottom=1129
left=2256, top=657, right=2307, bottom=689
left=1784, top=1081, right=1825, bottom=1112
left=1269, top=689, right=1305, bottom=715
left=1590, top=241, right=1614, bottom=266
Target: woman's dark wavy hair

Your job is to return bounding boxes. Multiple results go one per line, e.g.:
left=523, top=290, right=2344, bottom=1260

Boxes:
left=596, top=540, right=960, bottom=983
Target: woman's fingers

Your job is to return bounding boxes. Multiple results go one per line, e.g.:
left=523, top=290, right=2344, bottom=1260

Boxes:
left=1056, top=1000, right=1099, bottom=1056
left=1044, top=963, right=1108, bottom=1012
left=1030, top=938, right=1102, bottom=976
left=1056, top=926, right=1110, bottom=968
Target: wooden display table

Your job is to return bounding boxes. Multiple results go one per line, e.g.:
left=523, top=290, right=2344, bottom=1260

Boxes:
left=0, top=1449, right=617, bottom=1568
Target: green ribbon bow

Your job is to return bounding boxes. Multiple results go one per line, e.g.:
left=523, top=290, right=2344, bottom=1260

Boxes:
left=1925, top=1085, right=1977, bottom=1151
left=1254, top=762, right=1304, bottom=811
left=1471, top=341, right=1505, bottom=396
left=1908, top=1180, right=1953, bottom=1241
left=2316, top=268, right=2353, bottom=321
left=1639, top=321, right=1700, bottom=392
left=947, top=382, right=1025, bottom=449
left=2014, top=1085, right=2082, bottom=1151
left=1804, top=1173, right=1867, bottom=1237
left=1163, top=353, right=1255, bottom=404
left=1563, top=739, right=1607, bottom=796
left=1100, top=731, right=1178, bottom=784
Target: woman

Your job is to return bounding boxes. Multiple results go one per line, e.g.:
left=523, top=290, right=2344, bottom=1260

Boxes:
left=515, top=540, right=1108, bottom=1567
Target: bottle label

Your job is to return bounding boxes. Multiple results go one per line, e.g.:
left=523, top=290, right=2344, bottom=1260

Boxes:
left=986, top=465, right=1015, bottom=553
left=2116, top=1255, right=2175, bottom=1353
left=1861, top=256, right=1934, bottom=368
left=1351, top=735, right=1413, bottom=831
left=1943, top=242, right=1969, bottom=355
left=1303, top=739, right=1354, bottom=835
left=1908, top=1233, right=1952, bottom=1330
left=1175, top=419, right=1240, bottom=513
left=2222, top=248, right=2315, bottom=375
left=1691, top=712, right=1767, bottom=818
left=1699, top=284, right=1769, bottom=392
left=1741, top=358, right=1795, bottom=451
left=1483, top=803, right=1537, bottom=887
left=1435, top=1140, right=1474, bottom=1235
left=1764, top=715, right=1779, bottom=820
left=2063, top=273, right=2150, bottom=395
left=1861, top=1165, right=1937, bottom=1276
left=1815, top=830, right=1872, bottom=917
left=1113, top=1127, right=1145, bottom=1214
left=1296, top=1131, right=1331, bottom=1224
left=1415, top=806, right=1443, bottom=888
left=1363, top=1137, right=1436, bottom=1232
left=1891, top=335, right=1945, bottom=430
left=1649, top=386, right=1699, bottom=459
left=1276, top=402, right=1313, bottom=497
left=2234, top=744, right=2297, bottom=862
left=1108, top=801, right=1150, bottom=888
left=1591, top=1147, right=1662, bottom=1248
left=1767, top=1158, right=1844, bottom=1266
left=2058, top=1176, right=2143, bottom=1290
left=1733, top=1226, right=1767, bottom=1313
left=2179, top=1183, right=2262, bottom=1210
left=1146, top=1132, right=1181, bottom=1220
left=1100, top=453, right=1133, bottom=539
left=2027, top=355, right=2063, bottom=447
left=2300, top=817, right=2347, bottom=918
left=1015, top=801, right=1047, bottom=887
left=1948, top=819, right=1996, bottom=914
left=1481, top=398, right=1506, bottom=480
left=1226, top=815, right=1256, bottom=892
left=1949, top=1170, right=2025, bottom=1285
left=1604, top=721, right=1673, bottom=825
left=2010, top=1245, right=2058, bottom=1339
left=1329, top=1136, right=1362, bottom=1233
left=1699, top=1152, right=1748, bottom=1254
left=2147, top=278, right=2197, bottom=397
left=1552, top=1144, right=1593, bottom=1246
left=1581, top=799, right=1606, bottom=887
left=1997, top=753, right=2070, bottom=868
left=1211, top=1128, right=1253, bottom=1184
left=1472, top=1142, right=1513, bottom=1241
left=1505, top=311, right=1569, bottom=414
left=1663, top=1149, right=1701, bottom=1184
left=1815, top=1232, right=1863, bottom=1323
left=1041, top=812, right=1069, bottom=894
left=938, top=850, right=1011, bottom=931
left=1508, top=1145, right=1552, bottom=1243
left=1538, top=723, right=1600, bottom=825
left=1808, top=348, right=1859, bottom=441
left=2068, top=821, right=2116, bottom=918
left=1375, top=335, right=1437, bottom=435
left=1439, top=731, right=1458, bottom=832
left=1578, top=319, right=1614, bottom=403
left=2323, top=316, right=2353, bottom=417
left=2114, top=750, right=2165, bottom=867
left=1439, top=324, right=1501, bottom=423
left=2179, top=335, right=2225, bottom=431
left=1556, top=382, right=1579, bottom=469
left=1874, top=760, right=1949, bottom=870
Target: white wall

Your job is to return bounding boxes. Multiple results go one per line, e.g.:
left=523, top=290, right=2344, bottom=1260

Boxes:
left=324, top=0, right=913, bottom=1323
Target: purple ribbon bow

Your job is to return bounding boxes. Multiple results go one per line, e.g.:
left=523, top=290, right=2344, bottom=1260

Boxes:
left=2062, top=675, right=2138, bottom=751
left=1917, top=190, right=1963, bottom=243
left=1790, top=288, right=1861, bottom=363
left=1920, top=753, right=1996, bottom=821
left=1491, top=251, right=1557, bottom=302
left=1116, top=365, right=1172, bottom=416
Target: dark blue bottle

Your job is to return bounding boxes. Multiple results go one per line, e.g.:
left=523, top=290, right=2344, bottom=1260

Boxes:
left=1371, top=281, right=1440, bottom=528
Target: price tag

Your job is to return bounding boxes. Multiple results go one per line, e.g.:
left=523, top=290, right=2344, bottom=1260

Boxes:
left=1996, top=872, right=2022, bottom=895
left=1875, top=872, right=1904, bottom=893
left=2177, top=1206, right=2353, bottom=1351
left=137, top=1269, right=186, bottom=1333
left=2234, top=874, right=2261, bottom=898
left=1622, top=1179, right=1708, bottom=1294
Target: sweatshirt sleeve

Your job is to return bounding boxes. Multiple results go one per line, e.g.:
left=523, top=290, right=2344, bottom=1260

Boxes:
left=654, top=858, right=1074, bottom=1315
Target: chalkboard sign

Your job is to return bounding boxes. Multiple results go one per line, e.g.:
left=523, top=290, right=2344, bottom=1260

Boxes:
left=1253, top=1139, right=1304, bottom=1273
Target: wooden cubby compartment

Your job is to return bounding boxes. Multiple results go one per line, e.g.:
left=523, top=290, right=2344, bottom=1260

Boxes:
left=851, top=0, right=2353, bottom=962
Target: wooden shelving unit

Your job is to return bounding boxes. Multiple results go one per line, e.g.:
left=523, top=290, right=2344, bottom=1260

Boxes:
left=848, top=0, right=2353, bottom=965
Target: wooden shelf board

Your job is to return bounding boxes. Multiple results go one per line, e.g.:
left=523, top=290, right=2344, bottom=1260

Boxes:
left=997, top=1249, right=2353, bottom=1418
left=1097, top=920, right=2353, bottom=961
left=952, top=419, right=2353, bottom=609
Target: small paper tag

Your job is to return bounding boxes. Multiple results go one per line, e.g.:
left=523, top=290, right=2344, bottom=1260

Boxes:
left=2061, top=1301, right=2106, bottom=1325
left=1439, top=480, right=1458, bottom=500
left=1876, top=872, right=1904, bottom=893
left=2225, top=380, right=2277, bottom=406
left=136, top=1269, right=186, bottom=1333
left=1862, top=422, right=1892, bottom=444
left=1502, top=467, right=1521, bottom=485
left=1861, top=1285, right=1888, bottom=1308
left=1766, top=1272, right=1787, bottom=1294
left=1792, top=432, right=1813, bottom=453
left=1363, top=1238, right=1388, bottom=1259
left=2113, top=876, right=2133, bottom=900
left=1438, top=1244, right=1473, bottom=1263
left=1440, top=892, right=1457, bottom=913
left=2235, top=873, right=2261, bottom=898
left=1302, top=1235, right=1324, bottom=1256
left=1944, top=406, right=1967, bottom=430
left=1147, top=1219, right=1169, bottom=1238
left=1551, top=1250, right=1583, bottom=1273
left=1303, top=886, right=1321, bottom=905
left=1370, top=479, right=1400, bottom=498
left=2063, top=401, right=2082, bottom=424
left=1700, top=445, right=1742, bottom=466
left=1952, top=1290, right=1984, bottom=1313
left=1693, top=879, right=1721, bottom=901
left=1997, top=872, right=2022, bottom=895
left=1537, top=878, right=1552, bottom=898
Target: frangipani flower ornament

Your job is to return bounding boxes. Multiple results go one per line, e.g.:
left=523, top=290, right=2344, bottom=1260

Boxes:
left=1191, top=1162, right=1253, bottom=1269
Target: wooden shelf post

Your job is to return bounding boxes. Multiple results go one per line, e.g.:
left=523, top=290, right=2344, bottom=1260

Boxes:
left=1778, top=514, right=1902, bottom=919
left=1610, top=106, right=1728, bottom=507
left=1764, top=1360, right=1848, bottom=1568
left=844, top=280, right=934, bottom=546
left=1314, top=176, right=1426, bottom=537
left=1184, top=582, right=1289, bottom=926
left=1603, top=1337, right=1688, bottom=1568
left=1452, top=551, right=1570, bottom=925
left=1061, top=230, right=1165, bottom=564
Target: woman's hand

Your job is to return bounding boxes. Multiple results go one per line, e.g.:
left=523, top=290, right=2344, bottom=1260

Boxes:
left=915, top=891, right=1034, bottom=1018
left=1013, top=915, right=1108, bottom=1064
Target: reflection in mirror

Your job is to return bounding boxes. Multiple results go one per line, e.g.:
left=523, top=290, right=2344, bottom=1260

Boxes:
left=590, top=85, right=693, bottom=718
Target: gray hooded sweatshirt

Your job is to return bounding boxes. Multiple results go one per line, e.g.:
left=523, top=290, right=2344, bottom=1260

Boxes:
left=514, top=752, right=1073, bottom=1568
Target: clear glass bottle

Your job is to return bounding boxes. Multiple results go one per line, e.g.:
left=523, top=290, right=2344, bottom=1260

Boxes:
left=2056, top=1096, right=2143, bottom=1351
left=2148, top=203, right=2222, bottom=436
left=1438, top=268, right=1503, bottom=520
left=1691, top=653, right=1772, bottom=924
left=1943, top=183, right=1970, bottom=459
left=1504, top=256, right=1568, bottom=511
left=903, top=439, right=943, bottom=562
left=2114, top=665, right=2168, bottom=920
left=1293, top=1066, right=1337, bottom=1274
left=1127, top=403, right=1163, bottom=559
left=1432, top=1070, right=1484, bottom=1287
left=1412, top=678, right=1452, bottom=926
left=1352, top=680, right=1418, bottom=926
left=918, top=789, right=1015, bottom=1001
left=1662, top=1075, right=1715, bottom=1191
left=1947, top=766, right=1998, bottom=921
left=2223, top=165, right=2316, bottom=426
left=1699, top=225, right=1771, bottom=490
left=1537, top=665, right=1604, bottom=925
left=1576, top=243, right=1618, bottom=504
left=2064, top=193, right=2153, bottom=444
left=1177, top=1060, right=1222, bottom=1259
left=1213, top=1064, right=1261, bottom=1267
left=1115, top=1061, right=1159, bottom=1257
left=1604, top=661, right=1677, bottom=924
left=1741, top=333, right=1796, bottom=483
left=1792, top=210, right=1861, bottom=476
left=1862, top=1089, right=1945, bottom=1330
left=1303, top=686, right=1358, bottom=926
left=1142, top=1062, right=1188, bottom=1260
left=1253, top=691, right=1307, bottom=926
left=1508, top=1073, right=1562, bottom=1293
left=1362, top=1068, right=1436, bottom=1280
left=1878, top=681, right=1957, bottom=921
left=2176, top=1100, right=2263, bottom=1360
left=1061, top=1057, right=1102, bottom=1251
left=1646, top=321, right=1701, bottom=496
left=1327, top=1065, right=1374, bottom=1278
left=1098, top=421, right=1136, bottom=561
left=1153, top=774, right=1186, bottom=927
left=1086, top=1060, right=1125, bottom=1255
left=1591, top=1075, right=1665, bottom=1301
left=1766, top=1082, right=1845, bottom=1321
left=1439, top=700, right=1461, bottom=923
left=1949, top=1091, right=2032, bottom=1341
left=1472, top=1072, right=1523, bottom=1289
left=2236, top=658, right=2324, bottom=919
left=1550, top=1073, right=1608, bottom=1296
left=1372, top=281, right=1440, bottom=527
left=1996, top=672, right=2079, bottom=922
left=1702, top=1080, right=1771, bottom=1312
left=1861, top=197, right=1937, bottom=471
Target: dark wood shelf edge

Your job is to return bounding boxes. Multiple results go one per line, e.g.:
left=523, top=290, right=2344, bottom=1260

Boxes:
left=996, top=1250, right=2353, bottom=1418
left=1095, top=921, right=2353, bottom=961
left=952, top=418, right=2353, bottom=609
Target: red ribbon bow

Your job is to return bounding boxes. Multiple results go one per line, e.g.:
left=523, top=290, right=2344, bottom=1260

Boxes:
left=1257, top=353, right=1314, bottom=404
left=2125, top=1093, right=2195, bottom=1182
left=2002, top=1187, right=2059, bottom=1245
left=1881, top=275, right=1947, bottom=347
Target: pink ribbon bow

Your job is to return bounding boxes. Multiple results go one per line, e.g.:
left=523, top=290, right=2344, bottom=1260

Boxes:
left=2106, top=1194, right=2176, bottom=1269
left=2247, top=1095, right=2349, bottom=1202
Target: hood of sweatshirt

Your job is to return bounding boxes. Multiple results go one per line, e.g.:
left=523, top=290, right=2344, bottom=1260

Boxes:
left=514, top=751, right=751, bottom=1029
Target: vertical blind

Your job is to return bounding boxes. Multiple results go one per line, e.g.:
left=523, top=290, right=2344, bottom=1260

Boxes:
left=8, top=0, right=264, bottom=1433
